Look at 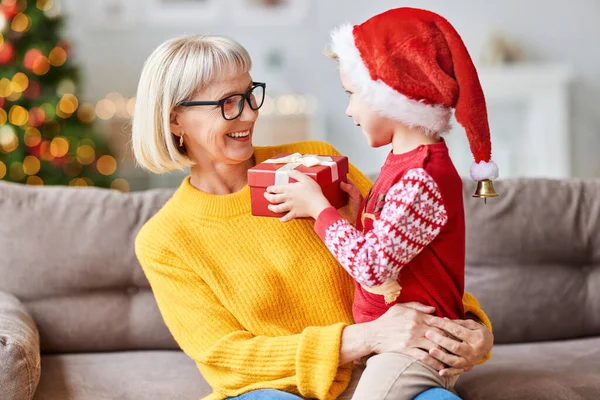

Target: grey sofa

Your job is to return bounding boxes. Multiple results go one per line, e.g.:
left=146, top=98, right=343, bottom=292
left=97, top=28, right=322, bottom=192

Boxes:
left=1, top=178, right=599, bottom=400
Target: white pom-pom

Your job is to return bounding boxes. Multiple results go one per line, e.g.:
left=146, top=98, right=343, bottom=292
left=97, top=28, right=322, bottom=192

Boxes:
left=470, top=160, right=499, bottom=181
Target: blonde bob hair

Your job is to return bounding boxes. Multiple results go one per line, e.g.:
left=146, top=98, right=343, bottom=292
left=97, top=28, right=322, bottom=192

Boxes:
left=131, top=35, right=252, bottom=173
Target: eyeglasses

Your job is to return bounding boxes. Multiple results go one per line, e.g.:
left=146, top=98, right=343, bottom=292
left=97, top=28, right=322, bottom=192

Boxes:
left=178, top=82, right=266, bottom=121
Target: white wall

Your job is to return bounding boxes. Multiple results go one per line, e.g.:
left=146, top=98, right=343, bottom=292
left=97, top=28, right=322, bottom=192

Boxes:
left=62, top=0, right=600, bottom=177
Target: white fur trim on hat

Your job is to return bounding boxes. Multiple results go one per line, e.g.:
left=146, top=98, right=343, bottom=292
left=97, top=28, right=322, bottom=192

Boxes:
left=470, top=160, right=499, bottom=181
left=330, top=24, right=452, bottom=135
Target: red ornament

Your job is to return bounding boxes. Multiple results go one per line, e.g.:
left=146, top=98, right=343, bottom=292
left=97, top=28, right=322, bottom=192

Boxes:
left=0, top=42, right=15, bottom=65
left=52, top=157, right=66, bottom=167
left=28, top=107, right=46, bottom=127
left=24, top=48, right=43, bottom=70
left=29, top=143, right=42, bottom=158
left=24, top=80, right=41, bottom=100
left=0, top=97, right=4, bottom=109
left=1, top=3, right=20, bottom=20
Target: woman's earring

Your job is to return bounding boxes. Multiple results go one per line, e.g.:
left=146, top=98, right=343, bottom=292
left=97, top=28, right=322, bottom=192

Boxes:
left=179, top=133, right=184, bottom=147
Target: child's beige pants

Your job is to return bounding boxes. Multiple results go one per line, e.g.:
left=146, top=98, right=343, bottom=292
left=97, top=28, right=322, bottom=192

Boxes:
left=338, top=352, right=460, bottom=400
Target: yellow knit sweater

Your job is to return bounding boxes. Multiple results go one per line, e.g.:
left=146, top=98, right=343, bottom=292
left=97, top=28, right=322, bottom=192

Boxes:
left=135, top=140, right=491, bottom=400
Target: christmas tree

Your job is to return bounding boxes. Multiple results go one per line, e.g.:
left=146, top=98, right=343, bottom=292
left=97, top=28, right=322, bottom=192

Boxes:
left=0, top=0, right=120, bottom=188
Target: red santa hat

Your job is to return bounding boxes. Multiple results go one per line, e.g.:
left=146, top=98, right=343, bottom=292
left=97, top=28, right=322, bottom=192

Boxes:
left=330, top=7, right=498, bottom=181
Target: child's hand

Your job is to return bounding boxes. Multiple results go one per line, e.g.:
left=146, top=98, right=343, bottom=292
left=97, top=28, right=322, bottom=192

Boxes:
left=339, top=180, right=363, bottom=224
left=265, top=169, right=332, bottom=222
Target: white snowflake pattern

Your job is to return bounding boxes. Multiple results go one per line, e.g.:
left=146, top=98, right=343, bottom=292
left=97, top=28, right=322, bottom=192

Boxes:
left=321, top=167, right=449, bottom=288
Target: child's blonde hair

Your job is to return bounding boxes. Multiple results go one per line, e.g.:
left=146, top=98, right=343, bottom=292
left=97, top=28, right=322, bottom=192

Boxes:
left=132, top=35, right=252, bottom=173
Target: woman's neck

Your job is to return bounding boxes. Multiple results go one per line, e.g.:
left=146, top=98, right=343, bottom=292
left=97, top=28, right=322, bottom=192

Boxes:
left=189, top=156, right=255, bottom=195
left=391, top=125, right=441, bottom=154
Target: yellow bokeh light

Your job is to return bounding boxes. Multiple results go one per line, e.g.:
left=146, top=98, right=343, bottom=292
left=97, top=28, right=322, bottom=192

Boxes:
left=0, top=34, right=4, bottom=48
left=95, top=99, right=116, bottom=120
left=7, top=91, right=21, bottom=101
left=23, top=155, right=41, bottom=175
left=59, top=94, right=78, bottom=114
left=9, top=162, right=25, bottom=181
left=0, top=78, right=14, bottom=97
left=24, top=127, right=42, bottom=147
left=50, top=136, right=69, bottom=157
left=76, top=144, right=95, bottom=165
left=37, top=0, right=54, bottom=11
left=9, top=105, right=29, bottom=126
left=111, top=178, right=130, bottom=193
left=56, top=107, right=71, bottom=119
left=11, top=13, right=31, bottom=33
left=40, top=141, right=54, bottom=161
left=126, top=97, right=136, bottom=117
left=77, top=103, right=96, bottom=123
left=48, top=46, right=67, bottom=67
left=0, top=160, right=6, bottom=179
left=83, top=177, right=94, bottom=186
left=12, top=72, right=29, bottom=93
left=32, top=56, right=50, bottom=75
left=0, top=126, right=18, bottom=153
left=0, top=108, right=6, bottom=125
left=97, top=155, right=117, bottom=176
left=26, top=176, right=44, bottom=186
left=69, top=178, right=88, bottom=187
left=105, top=92, right=124, bottom=103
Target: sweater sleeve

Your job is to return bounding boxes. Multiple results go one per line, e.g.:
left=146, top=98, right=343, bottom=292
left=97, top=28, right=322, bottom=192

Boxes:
left=135, top=239, right=349, bottom=400
left=314, top=168, right=448, bottom=288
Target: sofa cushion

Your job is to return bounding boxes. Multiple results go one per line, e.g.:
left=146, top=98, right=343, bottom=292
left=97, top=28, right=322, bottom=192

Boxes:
left=34, top=351, right=210, bottom=400
left=0, top=181, right=177, bottom=352
left=463, top=179, right=600, bottom=344
left=456, top=337, right=600, bottom=400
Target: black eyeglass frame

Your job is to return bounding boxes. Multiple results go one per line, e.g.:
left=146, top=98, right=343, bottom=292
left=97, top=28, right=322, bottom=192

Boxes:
left=178, top=82, right=266, bottom=120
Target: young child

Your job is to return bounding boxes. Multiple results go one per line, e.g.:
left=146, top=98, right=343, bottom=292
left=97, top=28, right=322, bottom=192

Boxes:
left=265, top=8, right=498, bottom=400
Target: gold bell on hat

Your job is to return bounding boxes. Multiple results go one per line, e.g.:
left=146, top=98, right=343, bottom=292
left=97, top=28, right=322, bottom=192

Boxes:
left=472, top=179, right=498, bottom=204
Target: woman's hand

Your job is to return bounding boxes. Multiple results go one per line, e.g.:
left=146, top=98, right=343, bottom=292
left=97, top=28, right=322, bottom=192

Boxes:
left=363, top=303, right=450, bottom=371
left=425, top=317, right=494, bottom=377
left=265, top=169, right=331, bottom=222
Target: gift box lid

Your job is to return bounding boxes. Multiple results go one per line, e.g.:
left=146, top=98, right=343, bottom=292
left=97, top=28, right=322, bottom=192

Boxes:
left=248, top=153, right=348, bottom=188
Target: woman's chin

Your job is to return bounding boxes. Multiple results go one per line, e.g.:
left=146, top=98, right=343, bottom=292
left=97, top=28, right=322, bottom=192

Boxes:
left=225, top=145, right=254, bottom=164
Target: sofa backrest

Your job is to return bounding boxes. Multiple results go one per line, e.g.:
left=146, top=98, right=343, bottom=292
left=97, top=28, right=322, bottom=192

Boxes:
left=2, top=178, right=599, bottom=351
left=0, top=181, right=178, bottom=353
left=462, top=178, right=600, bottom=344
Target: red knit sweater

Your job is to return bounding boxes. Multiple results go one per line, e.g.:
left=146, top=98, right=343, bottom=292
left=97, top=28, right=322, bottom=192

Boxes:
left=314, top=141, right=465, bottom=323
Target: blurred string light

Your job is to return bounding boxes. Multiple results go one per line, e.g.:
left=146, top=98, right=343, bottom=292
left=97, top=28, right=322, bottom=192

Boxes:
left=22, top=155, right=40, bottom=175
left=0, top=0, right=127, bottom=191
left=260, top=94, right=317, bottom=116
left=90, top=92, right=318, bottom=119
left=24, top=127, right=41, bottom=147
left=50, top=136, right=69, bottom=157
left=11, top=13, right=31, bottom=33
left=37, top=0, right=55, bottom=12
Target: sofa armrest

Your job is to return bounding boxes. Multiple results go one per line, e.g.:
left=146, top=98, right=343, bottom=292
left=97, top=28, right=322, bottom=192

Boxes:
left=0, top=290, right=41, bottom=400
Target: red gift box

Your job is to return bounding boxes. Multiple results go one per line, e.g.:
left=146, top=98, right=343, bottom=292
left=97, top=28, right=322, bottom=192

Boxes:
left=248, top=153, right=349, bottom=218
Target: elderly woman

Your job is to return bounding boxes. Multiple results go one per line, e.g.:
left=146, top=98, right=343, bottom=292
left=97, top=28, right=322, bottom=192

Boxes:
left=132, top=35, right=493, bottom=400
